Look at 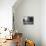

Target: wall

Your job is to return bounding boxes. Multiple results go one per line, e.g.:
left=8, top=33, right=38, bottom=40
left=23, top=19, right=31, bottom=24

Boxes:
left=41, top=0, right=46, bottom=46
left=13, top=0, right=41, bottom=46
left=0, top=0, right=16, bottom=30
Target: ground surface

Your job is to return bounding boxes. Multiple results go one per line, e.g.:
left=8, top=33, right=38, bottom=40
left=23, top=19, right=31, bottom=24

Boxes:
left=0, top=39, right=16, bottom=46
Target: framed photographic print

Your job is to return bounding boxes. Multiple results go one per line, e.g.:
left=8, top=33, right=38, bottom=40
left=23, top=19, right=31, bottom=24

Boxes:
left=23, top=16, right=34, bottom=25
